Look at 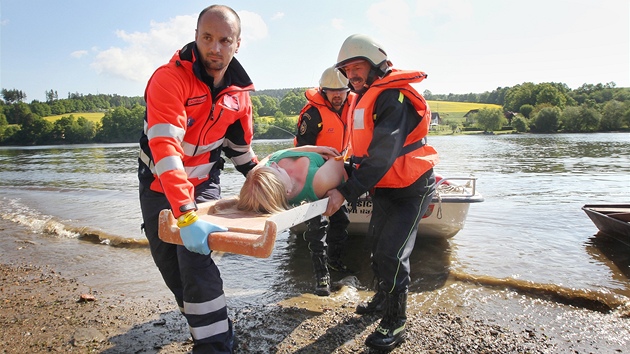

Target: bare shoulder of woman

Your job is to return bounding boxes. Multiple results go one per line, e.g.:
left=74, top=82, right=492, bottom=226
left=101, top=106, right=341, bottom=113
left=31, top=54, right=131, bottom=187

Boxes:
left=312, top=158, right=346, bottom=198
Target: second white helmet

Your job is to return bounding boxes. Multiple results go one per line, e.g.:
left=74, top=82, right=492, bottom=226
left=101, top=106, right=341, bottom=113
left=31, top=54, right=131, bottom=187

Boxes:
left=319, top=66, right=349, bottom=90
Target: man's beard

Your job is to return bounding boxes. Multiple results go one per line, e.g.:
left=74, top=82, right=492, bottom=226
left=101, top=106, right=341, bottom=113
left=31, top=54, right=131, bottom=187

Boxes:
left=202, top=57, right=226, bottom=72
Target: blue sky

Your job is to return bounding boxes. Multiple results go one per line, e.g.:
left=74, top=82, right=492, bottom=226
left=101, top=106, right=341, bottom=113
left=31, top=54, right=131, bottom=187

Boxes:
left=1, top=0, right=628, bottom=103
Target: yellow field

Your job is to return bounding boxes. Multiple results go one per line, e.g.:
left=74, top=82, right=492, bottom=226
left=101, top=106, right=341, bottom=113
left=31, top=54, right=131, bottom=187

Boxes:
left=43, top=112, right=105, bottom=123
left=41, top=100, right=500, bottom=125
left=426, top=100, right=502, bottom=120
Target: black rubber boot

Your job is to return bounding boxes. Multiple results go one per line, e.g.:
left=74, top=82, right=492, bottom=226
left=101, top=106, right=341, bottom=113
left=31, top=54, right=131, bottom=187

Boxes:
left=365, top=291, right=407, bottom=351
left=312, top=253, right=331, bottom=296
left=355, top=282, right=387, bottom=315
left=327, top=242, right=353, bottom=274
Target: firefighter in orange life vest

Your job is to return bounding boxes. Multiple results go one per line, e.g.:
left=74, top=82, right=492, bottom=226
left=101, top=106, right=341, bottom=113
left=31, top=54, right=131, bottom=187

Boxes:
left=294, top=66, right=356, bottom=296
left=324, top=34, right=439, bottom=351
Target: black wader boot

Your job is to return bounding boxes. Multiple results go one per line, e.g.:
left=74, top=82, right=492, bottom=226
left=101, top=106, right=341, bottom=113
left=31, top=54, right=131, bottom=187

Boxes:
left=311, top=253, right=331, bottom=296
left=327, top=242, right=353, bottom=273
left=356, top=280, right=387, bottom=315
left=365, top=291, right=407, bottom=351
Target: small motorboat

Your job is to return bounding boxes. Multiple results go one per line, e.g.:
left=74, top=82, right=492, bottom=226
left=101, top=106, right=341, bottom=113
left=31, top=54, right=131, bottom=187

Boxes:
left=582, top=204, right=630, bottom=246
left=346, top=176, right=484, bottom=238
left=292, top=176, right=484, bottom=239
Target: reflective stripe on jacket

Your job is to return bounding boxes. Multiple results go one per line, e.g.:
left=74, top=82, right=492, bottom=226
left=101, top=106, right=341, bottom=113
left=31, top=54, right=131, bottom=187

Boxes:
left=350, top=69, right=438, bottom=188
left=138, top=42, right=256, bottom=217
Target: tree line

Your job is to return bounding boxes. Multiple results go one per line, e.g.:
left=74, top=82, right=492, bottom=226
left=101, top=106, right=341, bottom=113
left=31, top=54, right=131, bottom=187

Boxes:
left=457, top=82, right=630, bottom=133
left=1, top=81, right=628, bottom=146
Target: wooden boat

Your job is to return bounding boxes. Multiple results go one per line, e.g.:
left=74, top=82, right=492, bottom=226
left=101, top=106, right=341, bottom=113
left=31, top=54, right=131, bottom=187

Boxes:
left=292, top=176, right=484, bottom=239
left=582, top=204, right=630, bottom=245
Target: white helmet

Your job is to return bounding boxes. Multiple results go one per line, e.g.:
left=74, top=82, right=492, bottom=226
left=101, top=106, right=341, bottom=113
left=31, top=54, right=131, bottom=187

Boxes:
left=319, top=66, right=349, bottom=90
left=335, top=34, right=389, bottom=70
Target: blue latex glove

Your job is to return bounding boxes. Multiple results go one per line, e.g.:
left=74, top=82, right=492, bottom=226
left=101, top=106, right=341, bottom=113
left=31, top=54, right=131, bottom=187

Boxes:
left=179, top=218, right=228, bottom=255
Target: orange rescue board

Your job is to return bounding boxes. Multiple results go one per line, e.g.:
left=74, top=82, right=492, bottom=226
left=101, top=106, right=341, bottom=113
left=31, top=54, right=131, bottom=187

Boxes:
left=158, top=197, right=329, bottom=258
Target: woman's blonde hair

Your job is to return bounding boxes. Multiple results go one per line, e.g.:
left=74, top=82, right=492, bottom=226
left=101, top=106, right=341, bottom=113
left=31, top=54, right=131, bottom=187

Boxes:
left=237, top=166, right=290, bottom=214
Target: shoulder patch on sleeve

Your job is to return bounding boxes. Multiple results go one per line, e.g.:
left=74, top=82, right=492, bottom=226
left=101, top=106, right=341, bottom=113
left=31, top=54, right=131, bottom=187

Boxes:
left=299, top=120, right=308, bottom=136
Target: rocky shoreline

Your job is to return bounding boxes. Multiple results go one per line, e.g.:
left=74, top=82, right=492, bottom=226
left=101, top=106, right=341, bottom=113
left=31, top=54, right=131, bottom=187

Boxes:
left=0, top=262, right=558, bottom=353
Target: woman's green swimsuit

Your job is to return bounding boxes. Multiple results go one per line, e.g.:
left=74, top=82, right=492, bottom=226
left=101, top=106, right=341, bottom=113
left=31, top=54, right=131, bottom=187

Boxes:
left=266, top=150, right=325, bottom=205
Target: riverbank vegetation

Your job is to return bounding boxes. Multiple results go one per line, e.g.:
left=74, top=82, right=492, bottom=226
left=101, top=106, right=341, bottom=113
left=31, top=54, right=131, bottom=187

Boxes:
left=1, top=81, right=628, bottom=145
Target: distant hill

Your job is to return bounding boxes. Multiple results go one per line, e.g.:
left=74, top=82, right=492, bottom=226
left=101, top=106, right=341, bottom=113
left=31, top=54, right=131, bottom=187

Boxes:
left=252, top=88, right=308, bottom=100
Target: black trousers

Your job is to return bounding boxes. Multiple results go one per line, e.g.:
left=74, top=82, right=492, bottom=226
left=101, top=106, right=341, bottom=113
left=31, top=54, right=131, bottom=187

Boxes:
left=367, top=169, right=436, bottom=294
left=139, top=178, right=233, bottom=353
left=303, top=205, right=350, bottom=255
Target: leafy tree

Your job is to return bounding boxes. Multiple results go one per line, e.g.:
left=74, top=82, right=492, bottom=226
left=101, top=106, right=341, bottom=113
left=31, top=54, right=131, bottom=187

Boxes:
left=512, top=115, right=529, bottom=132
left=250, top=96, right=262, bottom=118
left=1, top=88, right=27, bottom=103
left=535, top=83, right=567, bottom=109
left=279, top=91, right=307, bottom=115
left=30, top=101, right=52, bottom=117
left=45, top=89, right=59, bottom=103
left=53, top=115, right=97, bottom=143
left=562, top=105, right=600, bottom=133
left=444, top=119, right=460, bottom=133
left=0, top=125, right=20, bottom=144
left=6, top=102, right=33, bottom=125
left=519, top=104, right=534, bottom=118
left=97, top=105, right=144, bottom=142
left=503, top=83, right=536, bottom=112
left=257, top=95, right=278, bottom=116
left=15, top=114, right=54, bottom=145
left=473, top=108, right=506, bottom=132
left=600, top=100, right=626, bottom=131
left=531, top=106, right=561, bottom=133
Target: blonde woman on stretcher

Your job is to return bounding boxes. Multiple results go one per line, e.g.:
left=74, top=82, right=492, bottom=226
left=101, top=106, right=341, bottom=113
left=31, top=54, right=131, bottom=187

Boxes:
left=237, top=145, right=347, bottom=214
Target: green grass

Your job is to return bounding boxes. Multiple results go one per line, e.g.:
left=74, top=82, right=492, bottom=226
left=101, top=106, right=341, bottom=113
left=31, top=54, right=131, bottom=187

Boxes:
left=43, top=112, right=105, bottom=123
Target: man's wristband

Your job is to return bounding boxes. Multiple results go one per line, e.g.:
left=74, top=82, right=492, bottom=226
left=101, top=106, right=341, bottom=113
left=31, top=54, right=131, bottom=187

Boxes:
left=177, top=211, right=199, bottom=228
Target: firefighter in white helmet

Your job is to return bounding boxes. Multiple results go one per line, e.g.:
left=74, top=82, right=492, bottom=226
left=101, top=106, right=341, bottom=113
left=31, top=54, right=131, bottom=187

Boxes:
left=324, top=34, right=440, bottom=351
left=294, top=66, right=356, bottom=296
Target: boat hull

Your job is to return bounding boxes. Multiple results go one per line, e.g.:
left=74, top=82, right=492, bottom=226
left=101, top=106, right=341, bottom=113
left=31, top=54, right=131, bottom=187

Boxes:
left=292, top=177, right=484, bottom=239
left=347, top=195, right=480, bottom=238
left=582, top=204, right=630, bottom=246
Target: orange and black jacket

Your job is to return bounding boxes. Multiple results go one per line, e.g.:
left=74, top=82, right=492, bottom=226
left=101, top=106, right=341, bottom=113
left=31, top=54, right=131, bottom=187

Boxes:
left=293, top=88, right=355, bottom=151
left=337, top=69, right=439, bottom=202
left=138, top=42, right=257, bottom=218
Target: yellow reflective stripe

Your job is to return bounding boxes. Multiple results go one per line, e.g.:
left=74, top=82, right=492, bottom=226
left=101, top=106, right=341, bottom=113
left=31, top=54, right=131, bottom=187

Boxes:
left=147, top=123, right=185, bottom=142
left=155, top=155, right=184, bottom=176
left=398, top=91, right=404, bottom=103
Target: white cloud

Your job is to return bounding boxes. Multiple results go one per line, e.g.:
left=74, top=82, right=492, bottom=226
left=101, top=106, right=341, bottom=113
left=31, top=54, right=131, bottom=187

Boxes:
left=239, top=10, right=268, bottom=44
left=71, top=50, right=88, bottom=59
left=271, top=12, right=284, bottom=20
left=91, top=14, right=196, bottom=82
left=89, top=11, right=267, bottom=83
left=331, top=18, right=344, bottom=30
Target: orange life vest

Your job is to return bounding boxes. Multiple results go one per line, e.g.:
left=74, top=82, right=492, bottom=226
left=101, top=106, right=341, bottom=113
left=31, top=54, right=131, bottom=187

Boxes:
left=350, top=69, right=439, bottom=188
left=294, top=88, right=355, bottom=152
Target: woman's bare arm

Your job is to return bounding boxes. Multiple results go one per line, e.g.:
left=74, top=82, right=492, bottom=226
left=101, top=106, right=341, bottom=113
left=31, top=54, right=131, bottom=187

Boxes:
left=312, top=158, right=347, bottom=198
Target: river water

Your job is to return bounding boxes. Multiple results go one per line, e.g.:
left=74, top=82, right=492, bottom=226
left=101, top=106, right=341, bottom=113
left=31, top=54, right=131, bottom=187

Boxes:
left=1, top=133, right=629, bottom=350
